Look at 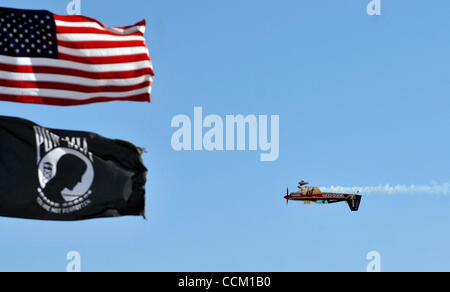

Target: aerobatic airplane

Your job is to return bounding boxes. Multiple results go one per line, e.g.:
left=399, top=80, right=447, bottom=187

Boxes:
left=284, top=180, right=362, bottom=212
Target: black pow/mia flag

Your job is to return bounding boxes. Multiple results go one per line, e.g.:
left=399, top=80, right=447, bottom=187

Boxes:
left=0, top=116, right=147, bottom=221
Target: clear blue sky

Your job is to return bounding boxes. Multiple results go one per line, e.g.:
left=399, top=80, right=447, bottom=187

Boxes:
left=0, top=0, right=449, bottom=272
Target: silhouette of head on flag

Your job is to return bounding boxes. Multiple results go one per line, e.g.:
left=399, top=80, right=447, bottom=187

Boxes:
left=43, top=154, right=88, bottom=203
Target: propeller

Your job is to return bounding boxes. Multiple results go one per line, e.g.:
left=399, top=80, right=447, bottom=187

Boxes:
left=286, top=187, right=290, bottom=206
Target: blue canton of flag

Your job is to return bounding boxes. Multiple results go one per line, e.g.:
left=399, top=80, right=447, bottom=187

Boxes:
left=0, top=7, right=58, bottom=58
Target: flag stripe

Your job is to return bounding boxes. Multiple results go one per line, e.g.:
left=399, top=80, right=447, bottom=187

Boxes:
left=56, top=26, right=143, bottom=37
left=0, top=63, right=154, bottom=79
left=53, top=15, right=146, bottom=33
left=0, top=55, right=152, bottom=72
left=58, top=52, right=150, bottom=65
left=0, top=70, right=153, bottom=87
left=57, top=40, right=146, bottom=49
left=58, top=46, right=149, bottom=57
left=0, top=93, right=150, bottom=106
left=0, top=86, right=150, bottom=100
left=55, top=20, right=146, bottom=34
left=0, top=79, right=151, bottom=93
left=57, top=33, right=145, bottom=42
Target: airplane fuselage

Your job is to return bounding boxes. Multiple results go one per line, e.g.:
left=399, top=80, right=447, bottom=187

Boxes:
left=285, top=192, right=353, bottom=201
left=284, top=191, right=362, bottom=211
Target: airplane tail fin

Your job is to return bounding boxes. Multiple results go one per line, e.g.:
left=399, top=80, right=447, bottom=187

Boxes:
left=347, top=195, right=362, bottom=212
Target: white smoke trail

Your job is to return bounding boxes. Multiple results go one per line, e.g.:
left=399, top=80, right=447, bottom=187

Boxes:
left=320, top=183, right=450, bottom=195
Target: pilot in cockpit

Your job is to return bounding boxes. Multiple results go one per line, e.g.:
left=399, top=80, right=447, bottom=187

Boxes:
left=297, top=180, right=309, bottom=194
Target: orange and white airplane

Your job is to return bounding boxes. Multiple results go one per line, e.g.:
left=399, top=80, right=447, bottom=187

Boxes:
left=284, top=180, right=362, bottom=212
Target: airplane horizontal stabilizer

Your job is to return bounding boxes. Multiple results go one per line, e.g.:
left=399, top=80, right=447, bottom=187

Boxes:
left=347, top=195, right=362, bottom=212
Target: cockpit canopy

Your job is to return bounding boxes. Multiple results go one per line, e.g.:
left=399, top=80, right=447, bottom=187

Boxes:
left=295, top=186, right=322, bottom=195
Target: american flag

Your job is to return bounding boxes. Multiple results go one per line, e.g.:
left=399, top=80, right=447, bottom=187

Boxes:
left=0, top=7, right=154, bottom=106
